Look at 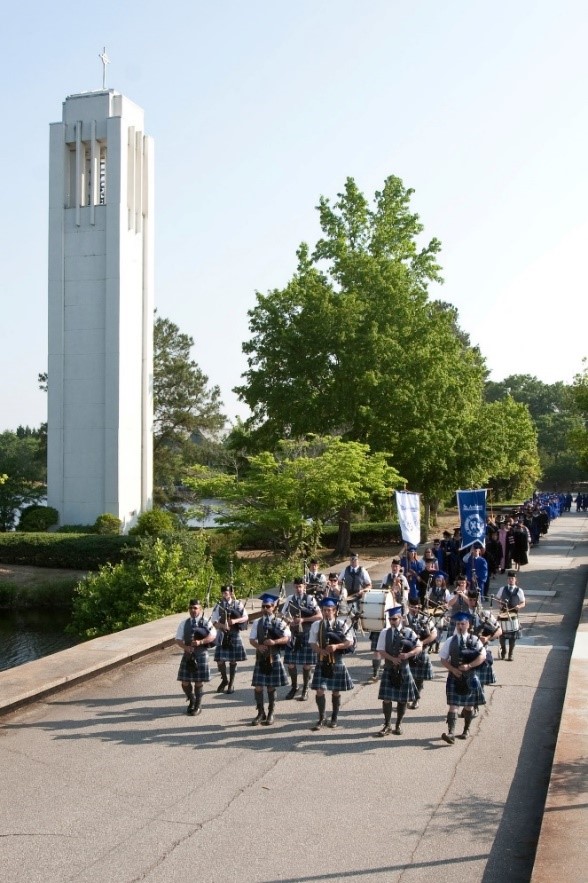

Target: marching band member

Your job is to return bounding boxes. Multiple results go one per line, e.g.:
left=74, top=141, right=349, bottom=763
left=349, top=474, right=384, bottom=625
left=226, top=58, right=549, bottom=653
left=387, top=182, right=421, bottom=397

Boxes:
left=249, top=593, right=291, bottom=726
left=373, top=605, right=422, bottom=736
left=306, top=558, right=327, bottom=597
left=338, top=552, right=372, bottom=608
left=495, top=571, right=526, bottom=661
left=368, top=566, right=408, bottom=682
left=212, top=585, right=249, bottom=694
left=439, top=611, right=486, bottom=744
left=405, top=599, right=437, bottom=709
left=324, top=572, right=349, bottom=613
left=446, top=575, right=470, bottom=636
left=465, top=588, right=501, bottom=686
left=175, top=598, right=217, bottom=716
left=282, top=577, right=321, bottom=700
left=309, top=597, right=355, bottom=730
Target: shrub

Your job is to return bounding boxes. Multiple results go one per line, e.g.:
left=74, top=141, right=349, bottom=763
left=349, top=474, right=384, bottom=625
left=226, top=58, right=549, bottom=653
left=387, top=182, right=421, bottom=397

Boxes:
left=69, top=531, right=218, bottom=637
left=0, top=533, right=138, bottom=569
left=128, top=508, right=180, bottom=536
left=93, top=513, right=122, bottom=535
left=17, top=505, right=59, bottom=532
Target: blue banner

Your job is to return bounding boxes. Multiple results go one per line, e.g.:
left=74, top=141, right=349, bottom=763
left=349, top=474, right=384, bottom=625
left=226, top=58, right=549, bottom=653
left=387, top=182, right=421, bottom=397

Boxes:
left=457, top=489, right=487, bottom=549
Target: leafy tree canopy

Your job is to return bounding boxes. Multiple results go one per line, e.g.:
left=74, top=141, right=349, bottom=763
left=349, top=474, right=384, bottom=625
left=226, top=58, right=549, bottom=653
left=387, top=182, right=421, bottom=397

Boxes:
left=0, top=431, right=46, bottom=531
left=234, top=176, right=494, bottom=507
left=184, top=435, right=404, bottom=557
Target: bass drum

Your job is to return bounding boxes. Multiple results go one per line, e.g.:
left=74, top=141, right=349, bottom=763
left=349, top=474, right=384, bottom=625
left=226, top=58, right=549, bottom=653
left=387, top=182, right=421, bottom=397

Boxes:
left=359, top=590, right=395, bottom=632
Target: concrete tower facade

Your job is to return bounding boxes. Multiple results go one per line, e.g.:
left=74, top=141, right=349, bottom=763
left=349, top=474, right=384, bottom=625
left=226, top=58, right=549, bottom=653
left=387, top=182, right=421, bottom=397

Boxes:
left=47, top=90, right=153, bottom=530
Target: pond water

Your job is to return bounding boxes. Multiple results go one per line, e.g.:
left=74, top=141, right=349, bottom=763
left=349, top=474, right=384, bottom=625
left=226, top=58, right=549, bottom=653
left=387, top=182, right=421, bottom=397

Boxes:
left=0, top=609, right=80, bottom=672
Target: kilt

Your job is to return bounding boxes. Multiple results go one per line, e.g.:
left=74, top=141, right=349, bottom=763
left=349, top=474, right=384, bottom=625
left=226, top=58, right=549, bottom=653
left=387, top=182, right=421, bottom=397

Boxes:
left=214, top=631, right=247, bottom=663
left=177, top=651, right=211, bottom=682
left=410, top=649, right=433, bottom=681
left=284, top=638, right=318, bottom=667
left=477, top=651, right=497, bottom=686
left=251, top=652, right=289, bottom=688
left=378, top=663, right=420, bottom=703
left=445, top=672, right=486, bottom=707
left=311, top=657, right=354, bottom=692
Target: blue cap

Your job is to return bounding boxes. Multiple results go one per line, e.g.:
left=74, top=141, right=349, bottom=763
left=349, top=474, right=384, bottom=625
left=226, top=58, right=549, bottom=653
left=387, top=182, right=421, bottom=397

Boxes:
left=259, top=593, right=279, bottom=604
left=386, top=606, right=404, bottom=617
left=320, top=597, right=338, bottom=608
left=452, top=611, right=473, bottom=622
left=434, top=571, right=447, bottom=580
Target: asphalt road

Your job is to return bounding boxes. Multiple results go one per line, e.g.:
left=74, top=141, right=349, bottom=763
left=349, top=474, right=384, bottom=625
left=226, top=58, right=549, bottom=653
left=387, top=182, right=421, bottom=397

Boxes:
left=1, top=513, right=586, bottom=883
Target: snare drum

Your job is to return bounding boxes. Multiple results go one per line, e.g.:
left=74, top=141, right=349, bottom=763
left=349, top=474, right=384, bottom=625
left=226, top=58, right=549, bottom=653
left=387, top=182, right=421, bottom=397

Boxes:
left=359, top=590, right=395, bottom=632
left=498, top=613, right=519, bottom=633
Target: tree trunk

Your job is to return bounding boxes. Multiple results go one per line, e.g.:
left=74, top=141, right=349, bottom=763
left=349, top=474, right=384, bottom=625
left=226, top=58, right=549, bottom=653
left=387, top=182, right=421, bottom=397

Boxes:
left=334, top=506, right=351, bottom=558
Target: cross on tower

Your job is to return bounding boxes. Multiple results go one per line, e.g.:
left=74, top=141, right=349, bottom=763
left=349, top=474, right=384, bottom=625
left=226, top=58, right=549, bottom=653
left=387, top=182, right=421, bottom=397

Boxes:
left=98, top=47, right=110, bottom=89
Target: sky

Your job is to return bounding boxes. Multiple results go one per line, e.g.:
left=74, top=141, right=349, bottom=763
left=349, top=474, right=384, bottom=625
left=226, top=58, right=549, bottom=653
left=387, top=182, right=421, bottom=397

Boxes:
left=2, top=0, right=587, bottom=431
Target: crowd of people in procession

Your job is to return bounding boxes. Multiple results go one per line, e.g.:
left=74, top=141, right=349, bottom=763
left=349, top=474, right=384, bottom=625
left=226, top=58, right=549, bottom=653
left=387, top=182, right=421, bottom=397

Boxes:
left=174, top=492, right=575, bottom=741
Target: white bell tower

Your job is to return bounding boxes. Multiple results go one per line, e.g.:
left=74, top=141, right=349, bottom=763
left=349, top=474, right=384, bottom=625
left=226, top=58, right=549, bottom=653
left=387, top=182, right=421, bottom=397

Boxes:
left=47, top=89, right=153, bottom=530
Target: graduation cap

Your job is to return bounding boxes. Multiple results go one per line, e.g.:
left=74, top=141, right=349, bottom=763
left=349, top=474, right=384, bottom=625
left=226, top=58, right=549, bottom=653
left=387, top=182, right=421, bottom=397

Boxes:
left=320, top=597, right=338, bottom=608
left=386, top=605, right=404, bottom=617
left=451, top=611, right=473, bottom=623
left=259, top=593, right=279, bottom=605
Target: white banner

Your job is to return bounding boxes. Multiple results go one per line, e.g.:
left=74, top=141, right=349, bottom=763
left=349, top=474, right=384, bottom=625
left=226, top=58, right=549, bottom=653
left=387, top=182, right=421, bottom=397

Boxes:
left=396, top=491, right=421, bottom=547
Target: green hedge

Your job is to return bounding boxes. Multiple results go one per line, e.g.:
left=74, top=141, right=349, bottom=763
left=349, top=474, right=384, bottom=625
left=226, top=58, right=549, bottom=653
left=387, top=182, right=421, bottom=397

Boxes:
left=0, top=533, right=139, bottom=569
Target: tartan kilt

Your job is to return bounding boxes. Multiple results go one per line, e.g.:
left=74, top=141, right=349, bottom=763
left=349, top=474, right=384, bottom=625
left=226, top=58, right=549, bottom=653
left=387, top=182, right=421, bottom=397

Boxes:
left=378, top=663, right=420, bottom=703
left=410, top=649, right=433, bottom=681
left=177, top=651, right=211, bottom=682
left=477, top=652, right=497, bottom=686
left=446, top=672, right=486, bottom=707
left=311, top=657, right=354, bottom=692
left=284, top=640, right=318, bottom=667
left=251, top=652, right=289, bottom=688
left=214, top=632, right=247, bottom=663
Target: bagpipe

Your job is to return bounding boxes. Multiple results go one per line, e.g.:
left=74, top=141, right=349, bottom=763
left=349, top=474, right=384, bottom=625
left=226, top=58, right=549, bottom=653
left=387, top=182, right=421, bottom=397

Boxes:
left=256, top=615, right=288, bottom=675
left=452, top=641, right=482, bottom=694
left=318, top=618, right=355, bottom=677
left=386, top=630, right=418, bottom=687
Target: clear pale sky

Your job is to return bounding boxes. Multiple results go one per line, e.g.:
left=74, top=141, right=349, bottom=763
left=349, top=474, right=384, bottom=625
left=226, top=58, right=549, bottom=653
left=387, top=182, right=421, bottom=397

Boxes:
left=2, top=1, right=586, bottom=431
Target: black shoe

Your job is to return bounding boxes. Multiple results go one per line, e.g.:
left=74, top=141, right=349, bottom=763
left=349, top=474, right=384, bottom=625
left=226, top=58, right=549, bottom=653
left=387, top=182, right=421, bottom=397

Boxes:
left=187, top=701, right=196, bottom=716
left=442, top=732, right=455, bottom=745
left=507, top=655, right=513, bottom=661
left=393, top=725, right=403, bottom=735
left=373, top=724, right=392, bottom=737
left=298, top=688, right=309, bottom=701
left=216, top=680, right=228, bottom=693
left=285, top=686, right=298, bottom=700
left=250, top=712, right=266, bottom=726
left=409, top=700, right=419, bottom=710
left=226, top=682, right=235, bottom=694
left=311, top=719, right=325, bottom=731
left=328, top=718, right=338, bottom=729
left=457, top=730, right=470, bottom=740
left=262, top=713, right=275, bottom=726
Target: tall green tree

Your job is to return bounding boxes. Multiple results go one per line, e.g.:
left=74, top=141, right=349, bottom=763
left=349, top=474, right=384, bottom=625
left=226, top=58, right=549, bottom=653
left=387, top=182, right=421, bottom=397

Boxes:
left=569, top=362, right=588, bottom=471
left=185, top=435, right=404, bottom=557
left=235, top=176, right=491, bottom=514
left=0, top=431, right=46, bottom=531
left=151, top=314, right=227, bottom=506
left=485, top=373, right=586, bottom=488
